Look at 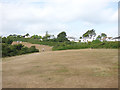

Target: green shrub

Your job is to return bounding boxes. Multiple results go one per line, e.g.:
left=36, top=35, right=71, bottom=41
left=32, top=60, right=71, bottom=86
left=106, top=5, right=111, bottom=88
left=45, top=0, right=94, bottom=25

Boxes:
left=2, top=44, right=39, bottom=57
left=2, top=37, right=13, bottom=44
left=92, top=40, right=101, bottom=44
left=53, top=41, right=119, bottom=50
left=29, top=46, right=39, bottom=53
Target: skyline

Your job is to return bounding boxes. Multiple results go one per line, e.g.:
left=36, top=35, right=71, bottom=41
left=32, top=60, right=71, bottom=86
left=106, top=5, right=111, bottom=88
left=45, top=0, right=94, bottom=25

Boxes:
left=0, top=0, right=119, bottom=39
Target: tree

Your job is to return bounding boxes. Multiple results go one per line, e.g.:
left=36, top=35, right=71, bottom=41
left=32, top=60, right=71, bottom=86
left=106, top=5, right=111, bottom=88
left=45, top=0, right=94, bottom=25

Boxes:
left=13, top=34, right=17, bottom=37
left=7, top=38, right=13, bottom=44
left=96, top=33, right=107, bottom=41
left=42, top=31, right=51, bottom=41
left=31, top=35, right=37, bottom=39
left=29, top=46, right=39, bottom=52
left=101, top=33, right=107, bottom=38
left=17, top=35, right=22, bottom=38
left=2, top=37, right=13, bottom=44
left=31, top=35, right=42, bottom=39
left=25, top=33, right=30, bottom=37
left=0, top=36, right=1, bottom=43
left=92, top=39, right=101, bottom=44
left=57, top=31, right=68, bottom=42
left=96, top=35, right=101, bottom=40
left=2, top=37, right=6, bottom=43
left=13, top=44, right=24, bottom=50
left=83, top=29, right=96, bottom=38
left=38, top=36, right=42, bottom=39
left=45, top=31, right=49, bottom=37
left=80, top=37, right=82, bottom=39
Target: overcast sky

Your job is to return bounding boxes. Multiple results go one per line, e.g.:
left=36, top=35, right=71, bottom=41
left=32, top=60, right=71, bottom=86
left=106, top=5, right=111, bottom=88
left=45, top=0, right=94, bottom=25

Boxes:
left=0, top=0, right=119, bottom=38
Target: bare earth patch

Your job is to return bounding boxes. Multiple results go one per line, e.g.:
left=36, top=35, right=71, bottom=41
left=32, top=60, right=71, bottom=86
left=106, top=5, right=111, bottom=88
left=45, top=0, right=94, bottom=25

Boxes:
left=2, top=49, right=118, bottom=88
left=12, top=41, right=52, bottom=52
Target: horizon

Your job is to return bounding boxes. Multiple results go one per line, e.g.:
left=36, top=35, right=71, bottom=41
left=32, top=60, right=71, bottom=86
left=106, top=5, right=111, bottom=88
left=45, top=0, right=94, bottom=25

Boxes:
left=0, top=0, right=119, bottom=38
left=0, top=31, right=118, bottom=39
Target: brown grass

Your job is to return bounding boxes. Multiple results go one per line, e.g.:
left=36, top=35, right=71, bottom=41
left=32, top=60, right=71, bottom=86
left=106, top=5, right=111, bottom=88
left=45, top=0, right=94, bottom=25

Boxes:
left=12, top=41, right=52, bottom=51
left=2, top=47, right=118, bottom=88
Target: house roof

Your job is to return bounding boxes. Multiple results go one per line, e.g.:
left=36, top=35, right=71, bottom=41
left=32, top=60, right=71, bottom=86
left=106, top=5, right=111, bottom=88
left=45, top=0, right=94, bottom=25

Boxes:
left=107, top=37, right=112, bottom=39
left=82, top=37, right=90, bottom=39
left=113, top=36, right=120, bottom=39
left=67, top=37, right=76, bottom=39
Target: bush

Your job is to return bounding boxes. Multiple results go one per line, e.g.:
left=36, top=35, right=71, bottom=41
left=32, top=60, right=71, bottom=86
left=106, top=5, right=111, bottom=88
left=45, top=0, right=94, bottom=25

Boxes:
left=29, top=46, right=39, bottom=53
left=2, top=44, right=39, bottom=57
left=52, top=41, right=119, bottom=50
left=2, top=37, right=13, bottom=44
left=92, top=40, right=101, bottom=44
left=52, top=42, right=90, bottom=50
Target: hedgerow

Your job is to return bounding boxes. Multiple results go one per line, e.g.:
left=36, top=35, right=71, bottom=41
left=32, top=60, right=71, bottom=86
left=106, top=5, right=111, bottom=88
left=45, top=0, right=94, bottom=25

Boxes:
left=2, top=43, right=39, bottom=57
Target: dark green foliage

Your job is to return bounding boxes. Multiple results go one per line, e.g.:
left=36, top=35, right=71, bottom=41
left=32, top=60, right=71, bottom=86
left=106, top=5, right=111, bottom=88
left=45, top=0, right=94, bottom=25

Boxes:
left=31, top=35, right=42, bottom=39
left=97, top=33, right=107, bottom=40
left=83, top=29, right=96, bottom=38
left=2, top=37, right=13, bottom=44
left=52, top=42, right=90, bottom=50
left=80, top=37, right=82, bottom=39
left=92, top=40, right=101, bottom=44
left=101, top=33, right=107, bottom=37
left=57, top=31, right=69, bottom=42
left=90, top=41, right=119, bottom=49
left=0, top=36, right=2, bottom=43
left=42, top=31, right=51, bottom=41
left=53, top=41, right=119, bottom=50
left=29, top=46, right=39, bottom=53
left=25, top=33, right=30, bottom=36
left=17, top=35, right=22, bottom=38
left=96, top=35, right=101, bottom=40
left=2, top=43, right=39, bottom=57
left=13, top=44, right=24, bottom=50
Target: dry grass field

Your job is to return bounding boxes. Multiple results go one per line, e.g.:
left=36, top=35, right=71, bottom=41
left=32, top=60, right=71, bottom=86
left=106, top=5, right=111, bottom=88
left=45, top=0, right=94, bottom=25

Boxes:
left=2, top=43, right=118, bottom=88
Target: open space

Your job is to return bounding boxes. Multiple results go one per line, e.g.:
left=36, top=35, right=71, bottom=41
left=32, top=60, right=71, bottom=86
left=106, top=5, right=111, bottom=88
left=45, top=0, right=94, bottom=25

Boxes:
left=1, top=0, right=119, bottom=88
left=2, top=48, right=118, bottom=88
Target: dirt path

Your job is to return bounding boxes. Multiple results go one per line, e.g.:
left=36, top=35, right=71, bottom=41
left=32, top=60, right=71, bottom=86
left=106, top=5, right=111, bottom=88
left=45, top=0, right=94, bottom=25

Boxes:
left=12, top=41, right=52, bottom=52
left=2, top=48, right=118, bottom=88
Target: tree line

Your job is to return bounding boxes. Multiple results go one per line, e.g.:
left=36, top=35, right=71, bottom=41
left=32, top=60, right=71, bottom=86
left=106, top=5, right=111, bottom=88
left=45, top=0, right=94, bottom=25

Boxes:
left=7, top=30, right=108, bottom=42
left=1, top=29, right=119, bottom=57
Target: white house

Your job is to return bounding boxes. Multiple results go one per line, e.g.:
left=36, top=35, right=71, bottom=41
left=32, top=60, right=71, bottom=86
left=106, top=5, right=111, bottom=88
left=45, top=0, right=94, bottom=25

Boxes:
left=105, top=37, right=116, bottom=42
left=100, top=37, right=118, bottom=42
left=67, top=37, right=79, bottom=42
left=49, top=35, right=55, bottom=39
left=113, top=36, right=120, bottom=41
left=25, top=36, right=31, bottom=38
left=79, top=36, right=97, bottom=43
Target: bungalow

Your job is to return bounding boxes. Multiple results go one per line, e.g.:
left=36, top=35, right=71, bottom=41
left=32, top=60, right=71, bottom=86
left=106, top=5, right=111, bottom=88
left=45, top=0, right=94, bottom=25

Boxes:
left=79, top=36, right=97, bottom=43
left=67, top=37, right=79, bottom=42
left=106, top=37, right=117, bottom=42
left=113, top=36, right=120, bottom=41
left=25, top=36, right=31, bottom=38
left=101, top=37, right=118, bottom=42
left=49, top=35, right=55, bottom=39
left=106, top=37, right=113, bottom=41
